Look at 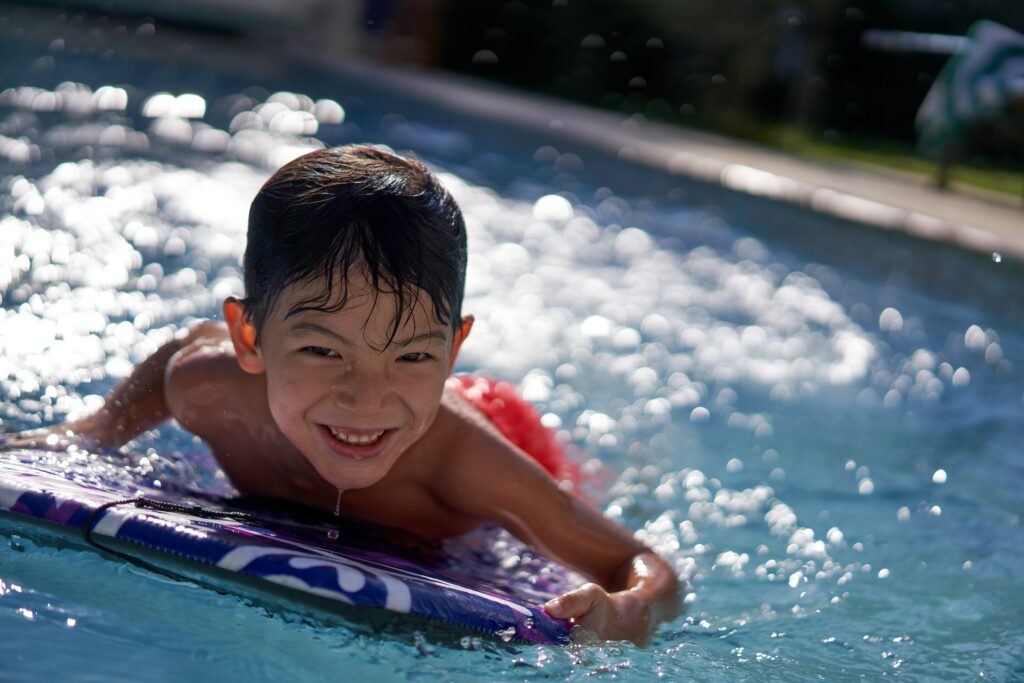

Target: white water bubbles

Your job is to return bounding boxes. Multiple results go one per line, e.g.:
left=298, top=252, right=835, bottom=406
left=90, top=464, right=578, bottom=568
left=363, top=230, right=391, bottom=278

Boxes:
left=879, top=307, right=903, bottom=333
left=632, top=464, right=860, bottom=613
left=532, top=194, right=574, bottom=222
left=613, top=227, right=653, bottom=261
left=446, top=176, right=885, bottom=415
left=962, top=324, right=1006, bottom=368
left=142, top=92, right=207, bottom=119
left=0, top=144, right=265, bottom=418
left=1, top=83, right=127, bottom=116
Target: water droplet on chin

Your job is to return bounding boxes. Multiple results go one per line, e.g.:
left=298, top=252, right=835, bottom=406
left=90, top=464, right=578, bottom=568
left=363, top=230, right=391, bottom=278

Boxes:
left=327, top=529, right=339, bottom=541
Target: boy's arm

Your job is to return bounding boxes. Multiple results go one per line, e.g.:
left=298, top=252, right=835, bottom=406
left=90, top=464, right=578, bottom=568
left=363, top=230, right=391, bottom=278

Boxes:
left=3, top=322, right=223, bottom=450
left=433, top=400, right=682, bottom=645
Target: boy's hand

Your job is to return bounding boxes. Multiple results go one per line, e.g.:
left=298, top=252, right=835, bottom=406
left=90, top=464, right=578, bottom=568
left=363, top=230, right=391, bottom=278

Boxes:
left=544, top=583, right=653, bottom=646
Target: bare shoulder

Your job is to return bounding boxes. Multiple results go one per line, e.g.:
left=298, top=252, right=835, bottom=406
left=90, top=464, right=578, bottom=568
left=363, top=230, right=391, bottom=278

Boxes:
left=426, top=389, right=646, bottom=586
left=163, top=322, right=294, bottom=496
left=426, top=391, right=515, bottom=466
left=425, top=390, right=569, bottom=514
left=164, top=322, right=263, bottom=431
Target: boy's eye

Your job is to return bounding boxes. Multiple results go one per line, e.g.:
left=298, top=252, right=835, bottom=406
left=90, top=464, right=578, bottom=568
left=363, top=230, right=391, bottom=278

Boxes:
left=400, top=352, right=431, bottom=362
left=304, top=346, right=338, bottom=358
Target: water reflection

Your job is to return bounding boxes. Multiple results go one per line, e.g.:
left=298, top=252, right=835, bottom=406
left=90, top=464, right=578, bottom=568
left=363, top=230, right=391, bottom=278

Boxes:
left=1, top=67, right=1022, bottom=680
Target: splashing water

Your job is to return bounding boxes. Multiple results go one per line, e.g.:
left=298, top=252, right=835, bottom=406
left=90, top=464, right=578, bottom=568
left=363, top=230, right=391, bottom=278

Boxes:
left=1, top=10, right=1023, bottom=682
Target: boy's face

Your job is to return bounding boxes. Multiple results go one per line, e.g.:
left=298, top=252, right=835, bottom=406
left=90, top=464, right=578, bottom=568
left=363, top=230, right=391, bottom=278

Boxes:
left=225, top=270, right=470, bottom=491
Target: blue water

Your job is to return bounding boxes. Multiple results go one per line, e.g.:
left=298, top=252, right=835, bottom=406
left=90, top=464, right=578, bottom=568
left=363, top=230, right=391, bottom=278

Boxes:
left=2, top=7, right=1024, bottom=681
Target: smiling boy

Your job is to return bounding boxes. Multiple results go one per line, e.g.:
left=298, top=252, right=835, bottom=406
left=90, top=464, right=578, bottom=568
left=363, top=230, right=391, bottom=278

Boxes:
left=9, top=145, right=680, bottom=644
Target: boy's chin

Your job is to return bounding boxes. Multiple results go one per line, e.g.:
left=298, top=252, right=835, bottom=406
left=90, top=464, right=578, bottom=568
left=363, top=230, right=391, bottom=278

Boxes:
left=296, top=427, right=404, bottom=491
left=307, top=456, right=390, bottom=492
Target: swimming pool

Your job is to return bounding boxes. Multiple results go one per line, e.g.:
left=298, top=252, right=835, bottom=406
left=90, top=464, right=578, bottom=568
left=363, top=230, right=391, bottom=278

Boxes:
left=2, top=8, right=1023, bottom=681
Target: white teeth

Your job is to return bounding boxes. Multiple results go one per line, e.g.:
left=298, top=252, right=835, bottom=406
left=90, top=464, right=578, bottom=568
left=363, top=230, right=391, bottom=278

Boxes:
left=328, top=427, right=384, bottom=445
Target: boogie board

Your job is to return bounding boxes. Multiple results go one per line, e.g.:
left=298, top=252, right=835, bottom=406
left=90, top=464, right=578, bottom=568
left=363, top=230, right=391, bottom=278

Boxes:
left=0, top=452, right=575, bottom=644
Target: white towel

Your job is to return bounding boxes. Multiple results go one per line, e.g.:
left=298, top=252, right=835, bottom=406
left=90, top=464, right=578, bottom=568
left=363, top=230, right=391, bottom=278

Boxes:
left=915, top=20, right=1024, bottom=159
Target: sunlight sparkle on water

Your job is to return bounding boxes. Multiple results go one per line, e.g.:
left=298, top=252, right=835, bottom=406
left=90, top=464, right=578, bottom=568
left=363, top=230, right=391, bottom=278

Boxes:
left=142, top=92, right=207, bottom=119
left=2, top=64, right=1022, bottom=680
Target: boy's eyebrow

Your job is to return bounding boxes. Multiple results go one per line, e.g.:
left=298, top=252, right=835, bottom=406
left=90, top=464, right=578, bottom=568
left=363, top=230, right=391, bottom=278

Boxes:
left=288, top=321, right=355, bottom=347
left=288, top=321, right=447, bottom=348
left=393, top=330, right=449, bottom=347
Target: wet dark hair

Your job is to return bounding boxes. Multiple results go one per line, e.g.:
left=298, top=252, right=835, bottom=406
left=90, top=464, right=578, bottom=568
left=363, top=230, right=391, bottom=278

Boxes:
left=241, top=145, right=467, bottom=346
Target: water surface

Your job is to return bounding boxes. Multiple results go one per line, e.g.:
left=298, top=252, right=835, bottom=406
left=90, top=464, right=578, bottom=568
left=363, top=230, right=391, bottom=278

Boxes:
left=1, top=9, right=1023, bottom=681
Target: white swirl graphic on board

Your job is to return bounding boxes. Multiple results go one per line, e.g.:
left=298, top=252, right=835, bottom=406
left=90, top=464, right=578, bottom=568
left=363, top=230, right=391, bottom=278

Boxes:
left=217, top=543, right=537, bottom=618
left=217, top=545, right=412, bottom=612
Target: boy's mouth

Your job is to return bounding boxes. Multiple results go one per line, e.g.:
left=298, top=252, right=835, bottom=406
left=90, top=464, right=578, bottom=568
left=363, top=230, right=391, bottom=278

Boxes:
left=328, top=426, right=384, bottom=445
left=317, top=423, right=393, bottom=460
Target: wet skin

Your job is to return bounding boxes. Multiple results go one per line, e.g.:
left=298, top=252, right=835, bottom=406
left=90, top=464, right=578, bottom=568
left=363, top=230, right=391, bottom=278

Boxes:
left=7, top=274, right=681, bottom=644
left=173, top=275, right=483, bottom=537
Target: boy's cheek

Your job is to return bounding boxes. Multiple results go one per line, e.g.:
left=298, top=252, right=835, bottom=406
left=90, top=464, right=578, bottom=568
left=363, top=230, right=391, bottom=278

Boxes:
left=263, top=376, right=310, bottom=425
left=266, top=363, right=317, bottom=394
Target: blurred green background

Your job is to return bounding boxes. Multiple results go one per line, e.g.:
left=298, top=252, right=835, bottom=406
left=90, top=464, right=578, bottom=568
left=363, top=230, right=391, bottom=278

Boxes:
left=434, top=1, right=1024, bottom=197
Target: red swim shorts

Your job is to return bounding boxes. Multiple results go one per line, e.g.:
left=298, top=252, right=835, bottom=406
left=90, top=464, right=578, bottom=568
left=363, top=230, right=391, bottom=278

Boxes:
left=445, top=374, right=581, bottom=489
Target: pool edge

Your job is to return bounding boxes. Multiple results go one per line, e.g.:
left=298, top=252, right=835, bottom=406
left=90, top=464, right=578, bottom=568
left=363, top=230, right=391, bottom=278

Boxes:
left=302, top=55, right=1024, bottom=264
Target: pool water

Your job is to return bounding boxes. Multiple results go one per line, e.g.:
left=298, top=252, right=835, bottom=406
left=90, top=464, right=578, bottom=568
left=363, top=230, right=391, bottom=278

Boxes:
left=2, top=8, right=1024, bottom=681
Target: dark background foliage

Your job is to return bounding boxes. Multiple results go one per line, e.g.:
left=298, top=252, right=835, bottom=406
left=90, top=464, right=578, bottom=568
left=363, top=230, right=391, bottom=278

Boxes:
left=437, top=1, right=1024, bottom=152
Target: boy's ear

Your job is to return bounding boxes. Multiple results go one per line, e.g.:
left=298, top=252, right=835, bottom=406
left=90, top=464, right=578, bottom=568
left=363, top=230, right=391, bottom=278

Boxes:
left=223, top=297, right=265, bottom=374
left=448, top=315, right=474, bottom=373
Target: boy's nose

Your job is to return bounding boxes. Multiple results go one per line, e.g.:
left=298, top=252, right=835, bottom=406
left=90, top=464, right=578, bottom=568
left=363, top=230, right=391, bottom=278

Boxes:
left=330, top=368, right=391, bottom=414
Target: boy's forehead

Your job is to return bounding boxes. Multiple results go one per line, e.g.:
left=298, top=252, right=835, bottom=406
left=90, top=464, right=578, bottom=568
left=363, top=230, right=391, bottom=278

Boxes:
left=281, top=271, right=429, bottom=311
left=281, top=274, right=374, bottom=309
left=276, top=272, right=447, bottom=336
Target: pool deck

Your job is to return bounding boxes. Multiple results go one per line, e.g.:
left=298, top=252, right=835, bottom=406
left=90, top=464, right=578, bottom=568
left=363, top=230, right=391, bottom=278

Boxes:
left=330, top=61, right=1024, bottom=264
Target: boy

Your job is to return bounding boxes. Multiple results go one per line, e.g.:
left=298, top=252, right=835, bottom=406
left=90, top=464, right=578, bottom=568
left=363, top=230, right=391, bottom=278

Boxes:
left=7, top=145, right=680, bottom=645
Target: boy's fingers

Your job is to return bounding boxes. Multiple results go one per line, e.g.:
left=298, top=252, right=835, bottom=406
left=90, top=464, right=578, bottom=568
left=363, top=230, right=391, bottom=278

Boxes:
left=544, top=583, right=605, bottom=619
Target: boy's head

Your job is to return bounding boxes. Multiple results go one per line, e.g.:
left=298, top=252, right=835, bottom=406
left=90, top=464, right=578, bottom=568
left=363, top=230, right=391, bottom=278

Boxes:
left=223, top=145, right=473, bottom=491
left=240, top=144, right=467, bottom=345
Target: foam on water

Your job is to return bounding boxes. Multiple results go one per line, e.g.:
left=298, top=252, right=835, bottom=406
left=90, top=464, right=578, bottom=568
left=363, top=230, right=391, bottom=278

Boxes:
left=1, top=42, right=1023, bottom=682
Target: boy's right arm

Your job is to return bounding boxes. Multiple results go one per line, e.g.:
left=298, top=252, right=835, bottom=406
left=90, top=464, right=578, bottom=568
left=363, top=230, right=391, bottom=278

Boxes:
left=3, top=321, right=226, bottom=450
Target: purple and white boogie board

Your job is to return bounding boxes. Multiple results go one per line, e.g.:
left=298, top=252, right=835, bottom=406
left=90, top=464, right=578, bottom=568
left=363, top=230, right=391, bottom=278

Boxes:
left=0, top=454, right=574, bottom=644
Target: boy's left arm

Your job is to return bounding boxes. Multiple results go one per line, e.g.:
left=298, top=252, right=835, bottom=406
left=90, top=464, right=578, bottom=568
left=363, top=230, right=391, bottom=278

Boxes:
left=434, top=404, right=682, bottom=645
